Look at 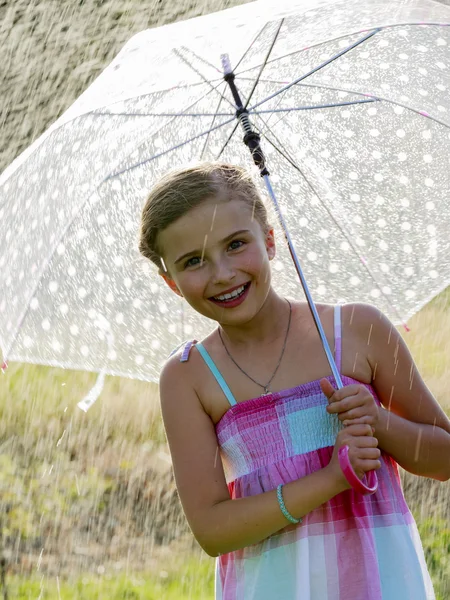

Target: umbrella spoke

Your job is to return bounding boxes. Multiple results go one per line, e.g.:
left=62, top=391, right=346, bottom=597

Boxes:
left=94, top=81, right=233, bottom=182
left=200, top=90, right=229, bottom=159
left=233, top=20, right=274, bottom=73
left=234, top=25, right=396, bottom=80
left=252, top=99, right=377, bottom=115
left=106, top=116, right=235, bottom=179
left=292, top=82, right=450, bottom=130
left=173, top=48, right=235, bottom=111
left=243, top=18, right=285, bottom=110
left=91, top=110, right=234, bottom=118
left=252, top=116, right=407, bottom=326
left=178, top=45, right=223, bottom=74
left=248, top=28, right=381, bottom=112
left=215, top=120, right=240, bottom=160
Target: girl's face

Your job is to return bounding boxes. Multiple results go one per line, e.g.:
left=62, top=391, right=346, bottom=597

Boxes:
left=157, top=197, right=276, bottom=324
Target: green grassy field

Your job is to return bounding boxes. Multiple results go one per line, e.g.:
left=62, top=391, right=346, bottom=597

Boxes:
left=0, top=290, right=449, bottom=599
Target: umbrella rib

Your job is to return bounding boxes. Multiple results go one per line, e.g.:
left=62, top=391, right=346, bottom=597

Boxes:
left=233, top=20, right=273, bottom=73
left=209, top=21, right=287, bottom=159
left=172, top=48, right=235, bottom=111
left=292, top=82, right=450, bottom=130
left=252, top=98, right=377, bottom=114
left=215, top=121, right=240, bottom=160
left=234, top=22, right=450, bottom=80
left=252, top=117, right=408, bottom=326
left=91, top=111, right=235, bottom=118
left=243, top=18, right=285, bottom=110
left=179, top=45, right=223, bottom=74
left=252, top=116, right=299, bottom=170
left=200, top=86, right=229, bottom=159
left=0, top=79, right=229, bottom=188
left=248, top=28, right=381, bottom=112
left=106, top=116, right=235, bottom=179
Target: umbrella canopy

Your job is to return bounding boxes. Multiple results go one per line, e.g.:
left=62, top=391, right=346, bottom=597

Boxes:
left=1, top=0, right=450, bottom=382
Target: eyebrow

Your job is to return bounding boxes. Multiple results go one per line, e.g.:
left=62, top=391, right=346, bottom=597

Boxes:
left=174, top=229, right=251, bottom=265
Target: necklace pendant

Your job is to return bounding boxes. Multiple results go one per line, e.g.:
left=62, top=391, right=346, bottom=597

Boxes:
left=263, top=386, right=271, bottom=395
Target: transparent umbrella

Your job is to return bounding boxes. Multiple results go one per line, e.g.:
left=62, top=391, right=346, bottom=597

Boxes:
left=1, top=0, right=450, bottom=392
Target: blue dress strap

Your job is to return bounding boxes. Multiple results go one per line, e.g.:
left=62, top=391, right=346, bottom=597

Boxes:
left=334, top=304, right=342, bottom=372
left=195, top=342, right=237, bottom=407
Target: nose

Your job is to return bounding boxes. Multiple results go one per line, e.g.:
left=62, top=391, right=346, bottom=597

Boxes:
left=210, top=255, right=236, bottom=285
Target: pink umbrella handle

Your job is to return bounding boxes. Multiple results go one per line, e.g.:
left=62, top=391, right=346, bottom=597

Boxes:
left=338, top=445, right=378, bottom=495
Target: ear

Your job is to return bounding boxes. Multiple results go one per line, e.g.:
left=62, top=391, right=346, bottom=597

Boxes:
left=265, top=227, right=276, bottom=260
left=159, top=271, right=183, bottom=297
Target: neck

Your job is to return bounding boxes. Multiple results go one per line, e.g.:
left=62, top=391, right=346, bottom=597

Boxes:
left=217, top=289, right=290, bottom=347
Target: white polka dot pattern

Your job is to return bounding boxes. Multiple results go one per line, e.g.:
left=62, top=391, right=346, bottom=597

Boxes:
left=1, top=0, right=450, bottom=381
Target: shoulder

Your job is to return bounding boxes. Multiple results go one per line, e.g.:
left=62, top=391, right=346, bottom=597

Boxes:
left=159, top=342, right=197, bottom=396
left=341, top=302, right=398, bottom=369
left=341, top=302, right=392, bottom=335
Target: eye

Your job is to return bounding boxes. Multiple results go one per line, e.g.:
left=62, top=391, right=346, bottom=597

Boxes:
left=229, top=239, right=245, bottom=251
left=184, top=256, right=202, bottom=268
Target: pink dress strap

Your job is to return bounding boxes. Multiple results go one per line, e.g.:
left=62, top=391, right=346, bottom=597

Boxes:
left=180, top=339, right=198, bottom=362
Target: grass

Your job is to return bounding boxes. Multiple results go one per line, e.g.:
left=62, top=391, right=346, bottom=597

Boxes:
left=0, top=288, right=449, bottom=598
left=7, top=555, right=216, bottom=599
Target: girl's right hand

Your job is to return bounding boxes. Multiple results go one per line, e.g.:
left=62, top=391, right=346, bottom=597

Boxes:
left=327, top=424, right=382, bottom=491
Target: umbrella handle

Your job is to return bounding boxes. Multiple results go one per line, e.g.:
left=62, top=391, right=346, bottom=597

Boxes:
left=338, top=445, right=378, bottom=495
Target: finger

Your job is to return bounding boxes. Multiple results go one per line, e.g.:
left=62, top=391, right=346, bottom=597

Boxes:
left=341, top=423, right=373, bottom=437
left=331, top=405, right=366, bottom=420
left=357, top=459, right=382, bottom=472
left=326, top=384, right=362, bottom=403
left=352, top=435, right=379, bottom=448
left=355, top=447, right=381, bottom=460
left=343, top=416, right=375, bottom=430
left=320, top=378, right=336, bottom=400
left=326, top=394, right=362, bottom=414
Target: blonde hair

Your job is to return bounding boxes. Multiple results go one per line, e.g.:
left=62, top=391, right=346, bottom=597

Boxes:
left=139, top=163, right=270, bottom=272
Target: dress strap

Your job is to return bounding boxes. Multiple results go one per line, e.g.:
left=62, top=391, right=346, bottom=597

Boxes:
left=195, top=343, right=237, bottom=407
left=180, top=340, right=198, bottom=362
left=168, top=339, right=197, bottom=360
left=334, top=304, right=342, bottom=373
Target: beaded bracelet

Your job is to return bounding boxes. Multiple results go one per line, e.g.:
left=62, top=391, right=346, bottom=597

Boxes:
left=276, top=484, right=302, bottom=524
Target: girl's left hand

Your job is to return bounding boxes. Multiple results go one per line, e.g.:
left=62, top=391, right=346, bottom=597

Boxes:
left=320, top=378, right=380, bottom=430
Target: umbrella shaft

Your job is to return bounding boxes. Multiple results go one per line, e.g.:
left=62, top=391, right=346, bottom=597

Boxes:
left=263, top=175, right=344, bottom=390
left=222, top=56, right=341, bottom=388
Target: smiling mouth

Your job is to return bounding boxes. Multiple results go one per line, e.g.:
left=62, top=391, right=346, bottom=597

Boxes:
left=210, top=282, right=250, bottom=302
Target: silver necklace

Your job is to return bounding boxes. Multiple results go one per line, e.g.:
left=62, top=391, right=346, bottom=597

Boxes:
left=218, top=299, right=292, bottom=395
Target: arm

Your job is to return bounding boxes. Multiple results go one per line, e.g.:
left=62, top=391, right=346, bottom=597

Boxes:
left=159, top=354, right=378, bottom=557
left=354, top=303, right=450, bottom=481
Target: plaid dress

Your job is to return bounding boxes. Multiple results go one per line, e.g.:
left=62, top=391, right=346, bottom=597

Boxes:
left=179, top=306, right=434, bottom=600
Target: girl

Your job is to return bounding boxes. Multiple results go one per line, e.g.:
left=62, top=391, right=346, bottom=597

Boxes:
left=139, top=162, right=450, bottom=600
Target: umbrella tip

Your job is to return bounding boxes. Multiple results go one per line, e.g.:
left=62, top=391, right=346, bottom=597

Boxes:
left=221, top=54, right=232, bottom=76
